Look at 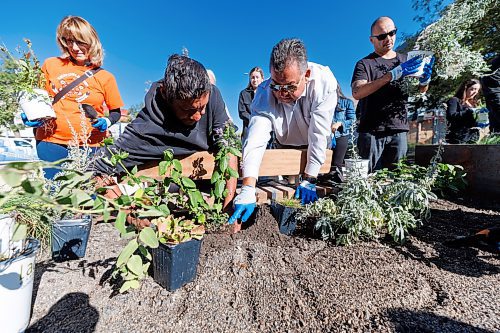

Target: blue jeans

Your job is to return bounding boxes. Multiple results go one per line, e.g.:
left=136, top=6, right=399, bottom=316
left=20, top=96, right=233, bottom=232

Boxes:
left=36, top=141, right=97, bottom=179
left=357, top=132, right=408, bottom=173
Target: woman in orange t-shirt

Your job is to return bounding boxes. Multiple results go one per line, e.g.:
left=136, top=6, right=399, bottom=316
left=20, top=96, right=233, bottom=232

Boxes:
left=21, top=16, right=124, bottom=179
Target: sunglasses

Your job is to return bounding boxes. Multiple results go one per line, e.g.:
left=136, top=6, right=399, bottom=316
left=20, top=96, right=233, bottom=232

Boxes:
left=371, top=29, right=397, bottom=41
left=269, top=76, right=303, bottom=93
left=63, top=37, right=89, bottom=48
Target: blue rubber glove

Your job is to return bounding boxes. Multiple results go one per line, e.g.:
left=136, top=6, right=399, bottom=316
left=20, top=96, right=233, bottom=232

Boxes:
left=20, top=112, right=43, bottom=128
left=419, top=56, right=435, bottom=86
left=92, top=117, right=111, bottom=132
left=390, top=57, right=423, bottom=82
left=228, top=185, right=256, bottom=224
left=295, top=180, right=318, bottom=205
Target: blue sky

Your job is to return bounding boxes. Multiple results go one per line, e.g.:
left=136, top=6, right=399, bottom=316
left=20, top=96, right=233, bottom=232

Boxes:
left=1, top=0, right=429, bottom=130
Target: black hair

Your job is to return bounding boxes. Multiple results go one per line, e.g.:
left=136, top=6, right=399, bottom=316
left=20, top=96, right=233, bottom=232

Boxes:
left=454, top=78, right=481, bottom=105
left=162, top=54, right=211, bottom=102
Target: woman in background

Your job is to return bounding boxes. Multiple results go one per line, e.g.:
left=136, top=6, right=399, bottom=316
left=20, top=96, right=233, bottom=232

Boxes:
left=22, top=15, right=123, bottom=179
left=330, top=84, right=356, bottom=181
left=446, top=79, right=481, bottom=144
left=238, top=67, right=264, bottom=143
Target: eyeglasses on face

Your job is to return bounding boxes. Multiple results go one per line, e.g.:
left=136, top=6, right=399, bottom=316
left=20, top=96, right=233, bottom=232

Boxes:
left=371, top=29, right=397, bottom=41
left=269, top=83, right=298, bottom=93
left=62, top=37, right=89, bottom=48
left=269, top=76, right=303, bottom=93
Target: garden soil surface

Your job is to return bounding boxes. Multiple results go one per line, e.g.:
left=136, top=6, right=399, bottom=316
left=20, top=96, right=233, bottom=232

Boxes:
left=27, top=197, right=499, bottom=333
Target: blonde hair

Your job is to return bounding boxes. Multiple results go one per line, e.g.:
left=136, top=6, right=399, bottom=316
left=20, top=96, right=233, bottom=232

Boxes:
left=56, top=16, right=104, bottom=67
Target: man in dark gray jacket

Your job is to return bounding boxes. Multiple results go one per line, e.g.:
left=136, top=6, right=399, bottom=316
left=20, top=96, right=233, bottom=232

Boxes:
left=94, top=54, right=237, bottom=208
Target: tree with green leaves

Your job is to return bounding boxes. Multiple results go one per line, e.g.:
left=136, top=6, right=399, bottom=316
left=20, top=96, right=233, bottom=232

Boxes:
left=403, top=0, right=498, bottom=109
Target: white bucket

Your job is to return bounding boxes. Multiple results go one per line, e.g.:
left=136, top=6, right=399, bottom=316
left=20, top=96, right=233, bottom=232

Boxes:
left=18, top=89, right=56, bottom=121
left=344, top=159, right=370, bottom=179
left=407, top=51, right=434, bottom=78
left=0, top=238, right=40, bottom=333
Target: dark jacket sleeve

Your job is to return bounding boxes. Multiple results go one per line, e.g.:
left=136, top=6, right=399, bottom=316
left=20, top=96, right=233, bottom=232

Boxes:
left=446, top=97, right=476, bottom=129
left=447, top=97, right=472, bottom=119
left=238, top=90, right=251, bottom=124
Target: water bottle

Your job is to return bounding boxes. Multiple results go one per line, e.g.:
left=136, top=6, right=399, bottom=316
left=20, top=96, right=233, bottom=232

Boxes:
left=476, top=107, right=490, bottom=128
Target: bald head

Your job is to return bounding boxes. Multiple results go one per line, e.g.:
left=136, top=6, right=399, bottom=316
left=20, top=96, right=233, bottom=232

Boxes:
left=369, top=16, right=397, bottom=56
left=371, top=16, right=394, bottom=35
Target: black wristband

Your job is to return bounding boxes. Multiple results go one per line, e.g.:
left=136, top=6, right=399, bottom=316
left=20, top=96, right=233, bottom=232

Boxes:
left=108, top=108, right=122, bottom=124
left=304, top=176, right=317, bottom=184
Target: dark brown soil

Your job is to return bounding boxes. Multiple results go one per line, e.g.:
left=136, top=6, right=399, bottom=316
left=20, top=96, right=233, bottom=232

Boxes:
left=26, top=197, right=500, bottom=333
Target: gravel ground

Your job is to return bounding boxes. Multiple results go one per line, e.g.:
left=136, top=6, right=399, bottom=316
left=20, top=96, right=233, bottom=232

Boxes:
left=26, top=197, right=500, bottom=333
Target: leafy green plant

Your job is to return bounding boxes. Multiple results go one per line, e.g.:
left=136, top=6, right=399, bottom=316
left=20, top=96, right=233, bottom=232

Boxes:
left=98, top=124, right=240, bottom=292
left=154, top=216, right=204, bottom=244
left=332, top=176, right=386, bottom=245
left=207, top=122, right=241, bottom=229
left=477, top=134, right=500, bottom=144
left=374, top=158, right=467, bottom=198
left=0, top=39, right=46, bottom=128
left=277, top=197, right=302, bottom=208
left=433, top=163, right=467, bottom=197
left=297, top=145, right=445, bottom=245
left=297, top=198, right=337, bottom=240
left=0, top=160, right=104, bottom=253
left=111, top=215, right=206, bottom=292
left=97, top=144, right=204, bottom=292
left=380, top=181, right=436, bottom=243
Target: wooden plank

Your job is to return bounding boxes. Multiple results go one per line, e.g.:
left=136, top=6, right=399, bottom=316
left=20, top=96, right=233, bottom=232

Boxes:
left=255, top=187, right=268, bottom=204
left=259, top=185, right=284, bottom=201
left=236, top=186, right=270, bottom=205
left=134, top=149, right=333, bottom=180
left=315, top=185, right=332, bottom=197
left=268, top=181, right=296, bottom=199
left=258, top=149, right=332, bottom=176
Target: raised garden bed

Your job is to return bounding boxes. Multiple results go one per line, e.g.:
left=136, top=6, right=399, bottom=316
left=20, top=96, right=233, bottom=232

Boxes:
left=415, top=144, right=500, bottom=196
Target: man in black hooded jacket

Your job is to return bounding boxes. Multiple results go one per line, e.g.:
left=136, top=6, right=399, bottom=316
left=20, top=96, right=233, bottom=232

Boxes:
left=94, top=54, right=237, bottom=209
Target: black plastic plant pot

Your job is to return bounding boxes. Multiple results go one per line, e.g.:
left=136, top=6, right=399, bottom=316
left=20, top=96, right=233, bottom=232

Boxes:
left=51, top=216, right=92, bottom=261
left=151, top=238, right=202, bottom=291
left=270, top=201, right=301, bottom=235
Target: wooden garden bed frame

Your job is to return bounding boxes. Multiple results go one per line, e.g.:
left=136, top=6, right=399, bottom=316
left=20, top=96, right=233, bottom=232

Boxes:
left=133, top=149, right=333, bottom=204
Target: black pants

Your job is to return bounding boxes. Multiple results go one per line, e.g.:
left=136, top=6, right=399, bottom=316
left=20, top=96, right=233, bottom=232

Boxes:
left=331, top=135, right=348, bottom=170
left=357, top=131, right=408, bottom=172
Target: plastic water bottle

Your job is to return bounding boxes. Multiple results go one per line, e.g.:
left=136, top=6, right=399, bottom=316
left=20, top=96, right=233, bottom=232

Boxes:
left=476, top=107, right=490, bottom=128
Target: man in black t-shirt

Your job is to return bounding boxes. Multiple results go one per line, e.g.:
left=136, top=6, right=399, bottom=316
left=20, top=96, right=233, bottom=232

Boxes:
left=94, top=54, right=237, bottom=209
left=481, top=56, right=500, bottom=133
left=351, top=16, right=434, bottom=172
